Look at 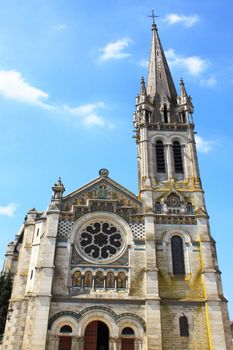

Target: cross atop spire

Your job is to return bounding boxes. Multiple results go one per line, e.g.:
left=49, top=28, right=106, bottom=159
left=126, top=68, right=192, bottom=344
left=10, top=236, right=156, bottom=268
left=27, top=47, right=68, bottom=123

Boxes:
left=147, top=10, right=159, bottom=29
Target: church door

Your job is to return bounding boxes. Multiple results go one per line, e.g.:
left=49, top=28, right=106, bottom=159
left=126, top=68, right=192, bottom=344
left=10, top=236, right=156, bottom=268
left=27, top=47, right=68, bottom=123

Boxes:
left=59, top=336, right=72, bottom=350
left=84, top=320, right=109, bottom=350
left=121, top=339, right=134, bottom=350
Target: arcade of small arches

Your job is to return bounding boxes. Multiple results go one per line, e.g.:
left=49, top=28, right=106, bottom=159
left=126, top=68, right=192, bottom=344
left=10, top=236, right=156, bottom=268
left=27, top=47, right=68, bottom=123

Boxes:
left=47, top=308, right=145, bottom=350
left=72, top=270, right=127, bottom=291
left=47, top=310, right=190, bottom=350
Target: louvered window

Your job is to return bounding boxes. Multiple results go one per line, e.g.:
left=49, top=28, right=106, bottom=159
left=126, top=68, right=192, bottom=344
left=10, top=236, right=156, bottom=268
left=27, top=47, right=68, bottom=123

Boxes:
left=156, top=141, right=166, bottom=173
left=173, top=141, right=184, bottom=174
left=171, top=236, right=185, bottom=275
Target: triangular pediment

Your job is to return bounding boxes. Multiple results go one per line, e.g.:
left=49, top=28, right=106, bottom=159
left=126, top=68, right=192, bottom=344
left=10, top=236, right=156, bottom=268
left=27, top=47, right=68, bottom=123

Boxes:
left=60, top=169, right=142, bottom=221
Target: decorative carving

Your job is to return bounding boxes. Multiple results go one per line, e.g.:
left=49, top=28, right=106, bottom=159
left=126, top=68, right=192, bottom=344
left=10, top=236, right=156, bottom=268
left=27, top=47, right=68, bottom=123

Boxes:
left=99, top=168, right=109, bottom=178
left=155, top=215, right=196, bottom=225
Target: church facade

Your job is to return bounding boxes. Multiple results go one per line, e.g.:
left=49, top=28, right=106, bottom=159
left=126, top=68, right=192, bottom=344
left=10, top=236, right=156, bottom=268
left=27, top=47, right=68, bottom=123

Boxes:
left=2, top=20, right=232, bottom=350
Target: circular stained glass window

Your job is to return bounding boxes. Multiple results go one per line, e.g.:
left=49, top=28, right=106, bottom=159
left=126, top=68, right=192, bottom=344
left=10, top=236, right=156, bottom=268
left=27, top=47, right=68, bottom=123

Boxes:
left=76, top=220, right=125, bottom=263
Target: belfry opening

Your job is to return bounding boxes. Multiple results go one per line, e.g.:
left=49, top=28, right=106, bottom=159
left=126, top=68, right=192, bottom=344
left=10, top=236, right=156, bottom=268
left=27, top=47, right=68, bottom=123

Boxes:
left=84, top=321, right=109, bottom=350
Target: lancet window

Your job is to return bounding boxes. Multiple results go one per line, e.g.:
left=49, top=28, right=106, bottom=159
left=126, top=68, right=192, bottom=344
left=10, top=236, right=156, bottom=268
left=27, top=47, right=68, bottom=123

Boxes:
left=179, top=315, right=189, bottom=337
left=156, top=140, right=166, bottom=173
left=173, top=141, right=184, bottom=174
left=163, top=104, right=168, bottom=123
left=171, top=236, right=185, bottom=275
left=187, top=202, right=194, bottom=215
left=155, top=201, right=162, bottom=214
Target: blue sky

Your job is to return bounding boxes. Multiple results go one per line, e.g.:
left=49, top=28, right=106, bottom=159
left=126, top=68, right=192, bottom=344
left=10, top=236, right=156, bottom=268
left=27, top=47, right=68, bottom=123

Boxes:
left=0, top=0, right=232, bottom=318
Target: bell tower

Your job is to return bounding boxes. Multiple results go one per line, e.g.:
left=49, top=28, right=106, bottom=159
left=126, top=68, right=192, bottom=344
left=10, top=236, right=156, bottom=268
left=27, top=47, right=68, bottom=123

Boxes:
left=134, top=18, right=233, bottom=350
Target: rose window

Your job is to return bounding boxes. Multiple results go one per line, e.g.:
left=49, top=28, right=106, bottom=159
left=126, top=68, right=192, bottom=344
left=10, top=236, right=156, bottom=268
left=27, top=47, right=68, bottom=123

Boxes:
left=78, top=221, right=124, bottom=261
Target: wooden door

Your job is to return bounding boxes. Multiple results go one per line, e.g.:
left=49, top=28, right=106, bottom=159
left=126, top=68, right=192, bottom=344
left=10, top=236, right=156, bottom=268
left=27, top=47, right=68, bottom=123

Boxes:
left=84, top=321, right=98, bottom=350
left=59, top=336, right=72, bottom=350
left=121, top=338, right=134, bottom=350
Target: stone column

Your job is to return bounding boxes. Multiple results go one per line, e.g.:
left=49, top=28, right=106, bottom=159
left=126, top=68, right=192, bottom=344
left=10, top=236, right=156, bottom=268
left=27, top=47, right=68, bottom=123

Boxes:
left=71, top=336, right=79, bottom=350
left=48, top=335, right=59, bottom=350
left=109, top=337, right=118, bottom=350
left=165, top=144, right=173, bottom=179
left=78, top=336, right=84, bottom=350
left=116, top=338, right=121, bottom=350
left=135, top=338, right=143, bottom=350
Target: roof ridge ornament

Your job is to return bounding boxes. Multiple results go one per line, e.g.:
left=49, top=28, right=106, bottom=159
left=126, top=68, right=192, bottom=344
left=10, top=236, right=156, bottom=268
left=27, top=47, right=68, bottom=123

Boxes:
left=99, top=168, right=109, bottom=178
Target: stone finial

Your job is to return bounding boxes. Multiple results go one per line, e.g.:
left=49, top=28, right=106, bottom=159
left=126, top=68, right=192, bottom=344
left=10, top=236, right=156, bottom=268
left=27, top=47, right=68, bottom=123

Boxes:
left=99, top=168, right=109, bottom=178
left=140, top=76, right=147, bottom=96
left=52, top=177, right=65, bottom=201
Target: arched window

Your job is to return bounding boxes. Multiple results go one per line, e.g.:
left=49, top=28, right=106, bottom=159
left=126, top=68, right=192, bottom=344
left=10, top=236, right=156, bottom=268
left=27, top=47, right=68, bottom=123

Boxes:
left=173, top=141, right=184, bottom=174
left=60, top=325, right=72, bottom=333
left=106, top=272, right=115, bottom=289
left=156, top=141, right=166, bottom=173
left=73, top=271, right=82, bottom=287
left=122, top=327, right=135, bottom=336
left=155, top=201, right=162, bottom=214
left=171, top=236, right=185, bottom=275
left=187, top=202, right=193, bottom=215
left=95, top=271, right=104, bottom=288
left=84, top=271, right=92, bottom=288
left=163, top=104, right=168, bottom=123
left=180, top=111, right=186, bottom=124
left=179, top=315, right=189, bottom=337
left=117, top=272, right=126, bottom=289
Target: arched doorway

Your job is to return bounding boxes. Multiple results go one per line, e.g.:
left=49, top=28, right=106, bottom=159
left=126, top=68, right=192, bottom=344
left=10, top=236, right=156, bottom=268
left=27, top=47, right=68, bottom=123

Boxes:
left=59, top=325, right=73, bottom=350
left=84, top=320, right=109, bottom=350
left=121, top=327, right=135, bottom=350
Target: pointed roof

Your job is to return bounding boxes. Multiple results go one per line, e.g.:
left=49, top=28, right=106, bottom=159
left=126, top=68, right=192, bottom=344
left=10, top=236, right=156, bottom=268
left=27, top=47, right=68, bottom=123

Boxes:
left=147, top=22, right=177, bottom=103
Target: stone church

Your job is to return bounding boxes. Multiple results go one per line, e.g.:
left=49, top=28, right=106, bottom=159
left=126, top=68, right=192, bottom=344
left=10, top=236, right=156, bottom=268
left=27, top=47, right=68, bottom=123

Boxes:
left=2, top=19, right=232, bottom=350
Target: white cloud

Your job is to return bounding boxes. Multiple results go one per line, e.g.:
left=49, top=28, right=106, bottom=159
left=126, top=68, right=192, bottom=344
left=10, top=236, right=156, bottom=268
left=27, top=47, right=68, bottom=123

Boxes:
left=195, top=135, right=216, bottom=153
left=0, top=71, right=114, bottom=128
left=164, top=13, right=199, bottom=27
left=200, top=76, right=217, bottom=87
left=165, top=49, right=209, bottom=76
left=139, top=59, right=148, bottom=68
left=52, top=24, right=67, bottom=31
left=0, top=203, right=17, bottom=217
left=64, top=102, right=114, bottom=128
left=99, top=38, right=132, bottom=61
left=0, top=70, right=52, bottom=109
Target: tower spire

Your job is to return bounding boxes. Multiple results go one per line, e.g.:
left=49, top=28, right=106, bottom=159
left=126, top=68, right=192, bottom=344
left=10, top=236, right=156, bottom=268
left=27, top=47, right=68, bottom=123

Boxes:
left=147, top=18, right=177, bottom=103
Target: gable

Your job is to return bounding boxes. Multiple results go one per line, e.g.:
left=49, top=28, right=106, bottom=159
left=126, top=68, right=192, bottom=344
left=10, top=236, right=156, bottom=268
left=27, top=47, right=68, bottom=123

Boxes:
left=60, top=169, right=142, bottom=222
